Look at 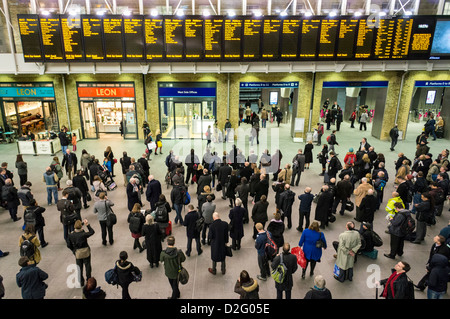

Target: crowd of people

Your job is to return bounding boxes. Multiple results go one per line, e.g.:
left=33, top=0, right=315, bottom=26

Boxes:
left=0, top=116, right=449, bottom=300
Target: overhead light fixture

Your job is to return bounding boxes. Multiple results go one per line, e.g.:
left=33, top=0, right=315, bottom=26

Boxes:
left=41, top=10, right=50, bottom=16
left=150, top=9, right=158, bottom=17
left=123, top=10, right=131, bottom=16
left=354, top=11, right=362, bottom=17
left=253, top=10, right=262, bottom=17
left=228, top=10, right=236, bottom=17
left=280, top=11, right=288, bottom=17
left=404, top=10, right=412, bottom=15
left=379, top=11, right=387, bottom=16
left=329, top=11, right=337, bottom=17
left=304, top=11, right=312, bottom=17
left=96, top=10, right=105, bottom=16
left=176, top=10, right=184, bottom=17
left=203, top=9, right=210, bottom=17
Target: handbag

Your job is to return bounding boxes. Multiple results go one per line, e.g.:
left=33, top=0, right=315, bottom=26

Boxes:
left=225, top=245, right=233, bottom=257
left=75, top=247, right=90, bottom=259
left=216, top=182, right=222, bottom=192
left=315, top=232, right=325, bottom=248
left=177, top=252, right=189, bottom=285
left=105, top=201, right=117, bottom=227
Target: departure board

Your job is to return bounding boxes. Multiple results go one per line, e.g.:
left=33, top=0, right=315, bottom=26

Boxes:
left=81, top=16, right=105, bottom=61
left=318, top=18, right=339, bottom=59
left=60, top=15, right=84, bottom=61
left=300, top=19, right=320, bottom=59
left=224, top=18, right=242, bottom=60
left=123, top=16, right=145, bottom=61
left=18, top=14, right=43, bottom=62
left=17, top=14, right=450, bottom=63
left=39, top=15, right=64, bottom=61
left=373, top=18, right=395, bottom=59
left=144, top=17, right=164, bottom=61
left=185, top=16, right=203, bottom=60
left=242, top=19, right=262, bottom=60
left=280, top=18, right=300, bottom=59
left=354, top=19, right=374, bottom=59
left=164, top=18, right=184, bottom=60
left=103, top=16, right=124, bottom=61
left=261, top=18, right=282, bottom=59
left=336, top=18, right=358, bottom=59
left=204, top=17, right=223, bottom=60
left=408, top=17, right=436, bottom=60
left=391, top=18, right=413, bottom=59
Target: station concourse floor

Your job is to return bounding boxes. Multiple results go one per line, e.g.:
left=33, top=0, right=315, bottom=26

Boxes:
left=0, top=119, right=449, bottom=300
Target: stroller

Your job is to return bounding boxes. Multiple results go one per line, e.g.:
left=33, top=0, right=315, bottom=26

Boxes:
left=98, top=166, right=117, bottom=191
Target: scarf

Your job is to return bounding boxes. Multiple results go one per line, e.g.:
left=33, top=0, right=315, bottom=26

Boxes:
left=382, top=271, right=402, bottom=298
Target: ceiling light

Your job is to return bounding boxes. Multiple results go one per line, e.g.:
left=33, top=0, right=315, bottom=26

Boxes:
left=96, top=10, right=105, bottom=16
left=123, top=10, right=131, bottom=16
left=354, top=11, right=362, bottom=17
left=254, top=10, right=262, bottom=17
left=228, top=10, right=236, bottom=17
left=404, top=10, right=412, bottom=15
left=150, top=9, right=158, bottom=17
left=280, top=11, right=288, bottom=17
left=329, top=11, right=337, bottom=17
left=176, top=10, right=184, bottom=17
left=203, top=9, right=210, bottom=17
left=304, top=11, right=312, bottom=17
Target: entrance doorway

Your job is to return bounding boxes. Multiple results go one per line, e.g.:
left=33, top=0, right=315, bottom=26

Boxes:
left=80, top=100, right=137, bottom=139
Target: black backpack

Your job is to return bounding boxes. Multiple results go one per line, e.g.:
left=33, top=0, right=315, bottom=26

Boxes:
left=129, top=214, right=142, bottom=233
left=399, top=211, right=415, bottom=235
left=24, top=208, right=37, bottom=226
left=20, top=235, right=35, bottom=258
left=154, top=205, right=168, bottom=223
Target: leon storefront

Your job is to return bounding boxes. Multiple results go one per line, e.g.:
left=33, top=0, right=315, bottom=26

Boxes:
left=77, top=83, right=137, bottom=139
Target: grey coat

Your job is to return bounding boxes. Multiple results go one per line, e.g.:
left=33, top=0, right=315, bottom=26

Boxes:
left=93, top=199, right=114, bottom=221
left=201, top=201, right=216, bottom=224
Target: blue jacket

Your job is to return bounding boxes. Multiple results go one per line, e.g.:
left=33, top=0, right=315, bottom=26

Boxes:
left=255, top=231, right=269, bottom=256
left=299, top=228, right=327, bottom=261
left=16, top=265, right=48, bottom=299
left=298, top=193, right=314, bottom=212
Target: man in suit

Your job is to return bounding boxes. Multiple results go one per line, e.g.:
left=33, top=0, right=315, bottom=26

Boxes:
left=62, top=149, right=78, bottom=180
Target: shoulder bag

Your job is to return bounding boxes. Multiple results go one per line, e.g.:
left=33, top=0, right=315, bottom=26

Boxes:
left=177, top=250, right=189, bottom=285
left=315, top=232, right=325, bottom=248
left=105, top=201, right=117, bottom=227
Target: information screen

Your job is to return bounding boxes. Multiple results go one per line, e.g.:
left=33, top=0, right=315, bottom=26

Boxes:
left=18, top=14, right=44, bottom=62
left=103, top=16, right=124, bottom=61
left=336, top=18, right=358, bottom=59
left=280, top=18, right=301, bottom=59
left=300, top=19, right=320, bottom=59
left=39, top=15, right=64, bottom=61
left=223, top=18, right=242, bottom=60
left=144, top=17, right=164, bottom=61
left=373, top=18, right=395, bottom=59
left=242, top=18, right=262, bottom=60
left=354, top=19, right=374, bottom=59
left=81, top=16, right=105, bottom=61
left=408, top=17, right=435, bottom=60
left=261, top=18, right=282, bottom=59
left=185, top=16, right=204, bottom=60
left=204, top=17, right=223, bottom=60
left=164, top=18, right=184, bottom=60
left=318, top=18, right=339, bottom=59
left=123, top=16, right=145, bottom=61
left=430, top=19, right=450, bottom=58
left=60, top=15, right=84, bottom=61
left=391, top=18, right=413, bottom=59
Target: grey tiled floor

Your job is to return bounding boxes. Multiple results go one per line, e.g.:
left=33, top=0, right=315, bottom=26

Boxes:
left=0, top=119, right=448, bottom=299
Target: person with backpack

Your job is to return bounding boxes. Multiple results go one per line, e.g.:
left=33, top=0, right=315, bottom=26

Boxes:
left=160, top=236, right=186, bottom=299
left=19, top=224, right=41, bottom=265
left=66, top=219, right=95, bottom=287
left=271, top=243, right=298, bottom=299
left=153, top=194, right=171, bottom=235
left=429, top=182, right=445, bottom=217
left=412, top=192, right=435, bottom=244
left=93, top=192, right=115, bottom=246
left=327, top=130, right=339, bottom=154
left=16, top=256, right=48, bottom=299
left=115, top=251, right=141, bottom=299
left=343, top=148, right=356, bottom=167
left=24, top=199, right=48, bottom=248
left=254, top=223, right=271, bottom=281
left=141, top=214, right=163, bottom=268
left=43, top=166, right=59, bottom=206
left=385, top=202, right=413, bottom=259
left=183, top=204, right=203, bottom=257
left=2, top=178, right=21, bottom=222
left=57, top=189, right=78, bottom=240
left=291, top=149, right=306, bottom=187
left=127, top=203, right=145, bottom=253
left=377, top=261, right=413, bottom=299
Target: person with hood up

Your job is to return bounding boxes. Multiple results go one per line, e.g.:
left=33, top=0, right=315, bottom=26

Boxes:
left=426, top=253, right=450, bottom=299
left=160, top=235, right=186, bottom=299
left=234, top=270, right=259, bottom=299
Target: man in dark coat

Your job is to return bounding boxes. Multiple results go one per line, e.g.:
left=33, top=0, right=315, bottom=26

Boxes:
left=120, top=151, right=132, bottom=186
left=271, top=243, right=298, bottom=299
left=314, top=185, right=334, bottom=229
left=61, top=149, right=78, bottom=180
left=291, top=149, right=306, bottom=186
left=126, top=177, right=142, bottom=212
left=235, top=177, right=250, bottom=223
left=378, top=261, right=413, bottom=299
left=254, top=174, right=269, bottom=203
left=137, top=154, right=150, bottom=184
left=197, top=168, right=211, bottom=196
left=218, top=162, right=232, bottom=200
left=16, top=256, right=49, bottom=299
left=279, top=184, right=296, bottom=229
left=183, top=205, right=202, bottom=257
left=73, top=169, right=90, bottom=209
left=332, top=175, right=353, bottom=216
left=358, top=189, right=378, bottom=225
left=146, top=175, right=162, bottom=212
left=208, top=212, right=229, bottom=275
left=2, top=178, right=21, bottom=222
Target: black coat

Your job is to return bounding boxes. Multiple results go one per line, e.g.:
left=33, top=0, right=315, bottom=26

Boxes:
left=359, top=194, right=378, bottom=223
left=218, top=165, right=232, bottom=185
left=183, top=210, right=200, bottom=238
left=62, top=153, right=78, bottom=172
left=267, top=220, right=285, bottom=248
left=279, top=189, right=296, bottom=217
left=314, top=190, right=333, bottom=225
left=254, top=179, right=269, bottom=202
left=142, top=223, right=163, bottom=264
left=208, top=218, right=229, bottom=262
left=126, top=183, right=142, bottom=212
left=73, top=175, right=89, bottom=195
left=252, top=200, right=269, bottom=224
left=229, top=206, right=245, bottom=240
left=146, top=179, right=162, bottom=209
left=120, top=156, right=131, bottom=174
left=271, top=252, right=298, bottom=291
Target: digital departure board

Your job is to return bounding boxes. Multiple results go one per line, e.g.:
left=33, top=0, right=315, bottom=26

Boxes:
left=355, top=19, right=374, bottom=59
left=242, top=19, right=262, bottom=60
left=17, top=14, right=450, bottom=63
left=164, top=18, right=184, bottom=60
left=185, top=16, right=203, bottom=60
left=60, top=15, right=84, bottom=61
left=81, top=16, right=105, bottom=61
left=204, top=17, right=223, bottom=60
left=261, top=18, right=282, bottom=59
left=300, top=19, right=320, bottom=59
left=391, top=18, right=413, bottom=59
left=224, top=18, right=242, bottom=60
left=144, top=17, right=164, bottom=61
left=318, top=18, right=339, bottom=59
left=280, top=18, right=300, bottom=59
left=39, top=15, right=64, bottom=61
left=103, top=16, right=124, bottom=61
left=123, top=16, right=145, bottom=61
left=373, top=18, right=395, bottom=59
left=18, top=14, right=44, bottom=62
left=336, top=18, right=358, bottom=59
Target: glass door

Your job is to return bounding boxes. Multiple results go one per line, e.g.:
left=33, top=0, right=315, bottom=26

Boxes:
left=80, top=101, right=98, bottom=138
left=42, top=101, right=59, bottom=132
left=174, top=102, right=202, bottom=139
left=3, top=101, right=19, bottom=134
left=122, top=102, right=137, bottom=139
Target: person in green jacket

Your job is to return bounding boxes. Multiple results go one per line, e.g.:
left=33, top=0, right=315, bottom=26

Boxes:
left=160, top=235, right=186, bottom=299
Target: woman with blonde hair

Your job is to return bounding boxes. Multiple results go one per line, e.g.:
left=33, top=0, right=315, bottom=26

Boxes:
left=298, top=220, right=327, bottom=279
left=141, top=213, right=163, bottom=267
